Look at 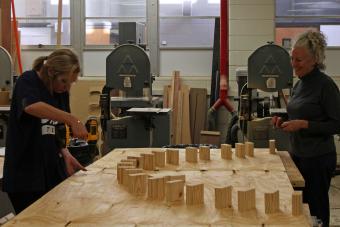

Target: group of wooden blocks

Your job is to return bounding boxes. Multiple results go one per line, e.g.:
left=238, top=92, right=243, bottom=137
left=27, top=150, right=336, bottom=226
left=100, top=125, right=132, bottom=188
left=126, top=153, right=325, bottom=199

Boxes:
left=221, top=139, right=276, bottom=160
left=215, top=187, right=303, bottom=215
left=116, top=151, right=304, bottom=215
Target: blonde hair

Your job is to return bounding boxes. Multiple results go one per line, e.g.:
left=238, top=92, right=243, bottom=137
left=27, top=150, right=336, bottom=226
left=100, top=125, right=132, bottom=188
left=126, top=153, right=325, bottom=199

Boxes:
left=32, top=49, right=80, bottom=93
left=293, top=30, right=327, bottom=70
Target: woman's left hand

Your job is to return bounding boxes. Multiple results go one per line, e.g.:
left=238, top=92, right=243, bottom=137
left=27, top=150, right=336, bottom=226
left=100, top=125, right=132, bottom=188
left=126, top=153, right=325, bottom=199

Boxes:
left=60, top=148, right=87, bottom=176
left=281, top=120, right=308, bottom=132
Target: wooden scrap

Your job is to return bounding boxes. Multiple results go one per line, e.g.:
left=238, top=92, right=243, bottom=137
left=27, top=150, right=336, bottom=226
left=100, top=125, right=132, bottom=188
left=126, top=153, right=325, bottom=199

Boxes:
left=127, top=156, right=140, bottom=167
left=238, top=188, right=256, bottom=212
left=199, top=146, right=210, bottom=161
left=264, top=190, right=280, bottom=214
left=269, top=139, right=276, bottom=154
left=166, top=180, right=184, bottom=203
left=152, top=150, right=166, bottom=167
left=128, top=173, right=147, bottom=195
left=122, top=168, right=143, bottom=186
left=235, top=143, right=245, bottom=159
left=148, top=176, right=166, bottom=200
left=166, top=149, right=179, bottom=165
left=215, top=186, right=232, bottom=209
left=245, top=141, right=254, bottom=157
left=185, top=147, right=198, bottom=163
left=143, top=153, right=155, bottom=171
left=186, top=183, right=204, bottom=205
left=117, top=166, right=134, bottom=184
left=221, top=144, right=232, bottom=160
left=292, top=191, right=303, bottom=216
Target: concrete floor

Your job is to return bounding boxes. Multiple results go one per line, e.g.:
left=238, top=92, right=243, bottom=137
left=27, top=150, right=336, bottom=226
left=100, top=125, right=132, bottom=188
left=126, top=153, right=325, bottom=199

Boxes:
left=330, top=175, right=340, bottom=227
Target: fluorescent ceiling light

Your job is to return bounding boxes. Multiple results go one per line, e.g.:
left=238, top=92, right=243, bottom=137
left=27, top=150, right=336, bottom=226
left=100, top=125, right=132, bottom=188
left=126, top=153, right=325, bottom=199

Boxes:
left=160, top=0, right=197, bottom=4
left=208, top=0, right=220, bottom=3
left=51, top=0, right=70, bottom=5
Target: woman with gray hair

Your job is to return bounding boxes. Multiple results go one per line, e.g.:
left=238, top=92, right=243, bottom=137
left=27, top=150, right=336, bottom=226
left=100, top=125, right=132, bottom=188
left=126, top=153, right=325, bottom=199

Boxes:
left=272, top=31, right=340, bottom=227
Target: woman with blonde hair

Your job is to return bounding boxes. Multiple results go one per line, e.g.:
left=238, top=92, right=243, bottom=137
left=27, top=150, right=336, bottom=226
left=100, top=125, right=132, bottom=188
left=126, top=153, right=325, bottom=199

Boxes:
left=273, top=31, right=340, bottom=226
left=3, top=49, right=88, bottom=214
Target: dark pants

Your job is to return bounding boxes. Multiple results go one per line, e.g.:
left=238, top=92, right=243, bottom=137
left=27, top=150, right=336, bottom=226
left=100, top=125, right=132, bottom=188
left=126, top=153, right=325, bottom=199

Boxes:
left=7, top=191, right=45, bottom=214
left=291, top=152, right=336, bottom=227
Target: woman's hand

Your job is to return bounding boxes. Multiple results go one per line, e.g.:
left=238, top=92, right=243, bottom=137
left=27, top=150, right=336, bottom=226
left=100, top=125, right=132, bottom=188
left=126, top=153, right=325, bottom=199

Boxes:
left=281, top=120, right=308, bottom=132
left=60, top=148, right=86, bottom=176
left=271, top=116, right=283, bottom=128
left=70, top=118, right=88, bottom=140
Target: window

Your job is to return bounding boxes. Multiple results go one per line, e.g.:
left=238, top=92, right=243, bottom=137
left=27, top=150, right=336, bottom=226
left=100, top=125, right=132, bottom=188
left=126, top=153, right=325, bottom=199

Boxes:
left=275, top=0, right=340, bottom=47
left=84, top=0, right=146, bottom=45
left=159, top=0, right=219, bottom=48
left=14, top=0, right=71, bottom=46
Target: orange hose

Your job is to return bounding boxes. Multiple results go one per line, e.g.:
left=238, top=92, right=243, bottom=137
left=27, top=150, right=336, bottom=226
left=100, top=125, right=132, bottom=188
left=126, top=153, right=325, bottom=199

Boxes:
left=11, top=0, right=23, bottom=75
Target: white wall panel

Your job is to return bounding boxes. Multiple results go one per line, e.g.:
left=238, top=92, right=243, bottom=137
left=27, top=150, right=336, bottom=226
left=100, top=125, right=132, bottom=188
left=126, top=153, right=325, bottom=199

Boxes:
left=160, top=50, right=212, bottom=77
left=230, top=5, right=274, bottom=19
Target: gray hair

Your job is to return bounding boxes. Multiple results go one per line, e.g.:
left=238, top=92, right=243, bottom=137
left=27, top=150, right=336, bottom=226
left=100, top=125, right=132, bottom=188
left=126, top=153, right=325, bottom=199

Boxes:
left=293, top=30, right=327, bottom=70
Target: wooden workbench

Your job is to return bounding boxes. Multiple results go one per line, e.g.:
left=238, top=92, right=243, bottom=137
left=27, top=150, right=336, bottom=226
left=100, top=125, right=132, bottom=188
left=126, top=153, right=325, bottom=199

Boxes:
left=4, top=148, right=310, bottom=227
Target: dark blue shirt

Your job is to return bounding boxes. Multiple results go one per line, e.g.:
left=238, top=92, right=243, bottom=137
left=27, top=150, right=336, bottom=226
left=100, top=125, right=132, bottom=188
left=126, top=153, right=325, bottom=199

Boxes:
left=287, top=67, right=340, bottom=157
left=3, top=70, right=68, bottom=193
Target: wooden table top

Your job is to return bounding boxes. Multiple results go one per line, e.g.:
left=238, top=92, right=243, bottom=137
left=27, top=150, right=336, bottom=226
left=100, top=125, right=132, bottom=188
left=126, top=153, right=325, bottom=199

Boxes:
left=4, top=148, right=309, bottom=227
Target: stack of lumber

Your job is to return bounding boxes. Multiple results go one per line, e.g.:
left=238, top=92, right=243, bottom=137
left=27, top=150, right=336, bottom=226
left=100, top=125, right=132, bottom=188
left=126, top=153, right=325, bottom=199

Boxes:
left=163, top=71, right=207, bottom=144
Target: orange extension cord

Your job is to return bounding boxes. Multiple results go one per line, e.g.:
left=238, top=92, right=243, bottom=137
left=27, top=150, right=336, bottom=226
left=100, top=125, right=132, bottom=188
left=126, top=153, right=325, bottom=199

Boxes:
left=11, top=0, right=23, bottom=75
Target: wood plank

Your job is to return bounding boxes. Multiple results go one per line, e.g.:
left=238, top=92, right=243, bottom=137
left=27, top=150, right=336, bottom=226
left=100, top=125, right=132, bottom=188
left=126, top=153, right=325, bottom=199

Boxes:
left=170, top=71, right=181, bottom=144
left=278, top=151, right=305, bottom=188
left=162, top=85, right=170, bottom=108
left=180, top=85, right=191, bottom=144
left=189, top=88, right=207, bottom=144
left=175, top=89, right=183, bottom=144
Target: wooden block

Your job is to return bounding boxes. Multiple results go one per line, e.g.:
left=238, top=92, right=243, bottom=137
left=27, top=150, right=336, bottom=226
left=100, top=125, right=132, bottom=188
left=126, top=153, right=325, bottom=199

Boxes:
left=117, top=166, right=134, bottom=184
left=200, top=130, right=221, bottom=147
left=215, top=186, right=232, bottom=209
left=185, top=147, right=198, bottom=163
left=148, top=176, right=166, bottom=200
left=237, top=188, right=256, bottom=212
left=142, top=153, right=155, bottom=170
left=235, top=143, right=245, bottom=159
left=269, top=139, right=276, bottom=154
left=122, top=168, right=143, bottom=186
left=139, top=155, right=145, bottom=169
left=127, top=156, right=140, bottom=167
left=166, top=149, right=179, bottom=165
left=265, top=190, right=280, bottom=214
left=165, top=180, right=184, bottom=203
left=165, top=175, right=186, bottom=183
left=221, top=144, right=232, bottom=160
left=117, top=162, right=135, bottom=168
left=292, top=191, right=303, bottom=216
left=245, top=142, right=254, bottom=157
left=128, top=173, right=147, bottom=195
left=199, top=146, right=210, bottom=160
left=186, top=183, right=204, bottom=205
left=152, top=150, right=166, bottom=167
left=120, top=159, right=137, bottom=167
